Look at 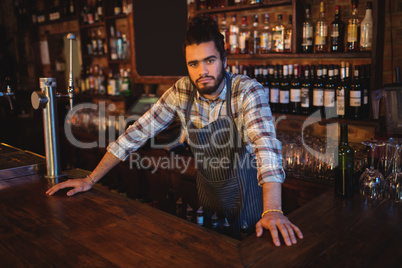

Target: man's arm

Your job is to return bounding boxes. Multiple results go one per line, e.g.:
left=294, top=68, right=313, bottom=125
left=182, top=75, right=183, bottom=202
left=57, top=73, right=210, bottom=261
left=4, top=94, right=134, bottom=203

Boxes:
left=46, top=152, right=121, bottom=196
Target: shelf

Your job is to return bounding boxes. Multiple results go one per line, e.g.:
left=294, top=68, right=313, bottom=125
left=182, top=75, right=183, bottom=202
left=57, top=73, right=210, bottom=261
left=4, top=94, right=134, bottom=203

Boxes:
left=82, top=55, right=108, bottom=59
left=80, top=22, right=105, bottom=29
left=105, top=14, right=128, bottom=20
left=109, top=59, right=131, bottom=64
left=195, top=0, right=292, bottom=14
left=227, top=52, right=372, bottom=60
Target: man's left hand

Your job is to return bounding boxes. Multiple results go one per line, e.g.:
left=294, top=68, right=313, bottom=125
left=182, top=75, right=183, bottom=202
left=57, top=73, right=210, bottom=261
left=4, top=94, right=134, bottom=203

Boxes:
left=255, top=212, right=303, bottom=247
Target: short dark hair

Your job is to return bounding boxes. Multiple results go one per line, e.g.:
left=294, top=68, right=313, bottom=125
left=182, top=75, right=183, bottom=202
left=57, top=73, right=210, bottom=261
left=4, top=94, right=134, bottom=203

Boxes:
left=183, top=15, right=226, bottom=61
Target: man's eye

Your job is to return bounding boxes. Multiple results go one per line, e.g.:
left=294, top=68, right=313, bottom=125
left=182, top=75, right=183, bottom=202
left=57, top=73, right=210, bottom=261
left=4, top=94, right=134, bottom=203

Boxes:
left=207, top=59, right=215, bottom=64
left=189, top=63, right=197, bottom=68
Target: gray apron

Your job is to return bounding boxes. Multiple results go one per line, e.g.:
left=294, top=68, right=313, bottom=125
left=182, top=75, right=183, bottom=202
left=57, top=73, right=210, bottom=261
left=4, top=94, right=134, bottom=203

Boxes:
left=185, top=72, right=263, bottom=239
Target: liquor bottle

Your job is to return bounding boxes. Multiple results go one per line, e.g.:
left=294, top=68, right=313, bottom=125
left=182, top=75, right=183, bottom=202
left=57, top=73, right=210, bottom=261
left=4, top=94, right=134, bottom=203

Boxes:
left=260, top=14, right=272, bottom=54
left=98, top=66, right=106, bottom=95
left=347, top=0, right=360, bottom=52
left=269, top=65, right=280, bottom=113
left=186, top=204, right=193, bottom=222
left=96, top=0, right=103, bottom=22
left=290, top=64, right=301, bottom=114
left=91, top=29, right=98, bottom=55
left=360, top=65, right=369, bottom=118
left=330, top=5, right=345, bottom=52
left=69, top=0, right=75, bottom=15
left=272, top=14, right=285, bottom=53
left=211, top=212, right=219, bottom=230
left=229, top=14, right=240, bottom=54
left=313, top=64, right=324, bottom=116
left=360, top=1, right=373, bottom=51
left=116, top=31, right=123, bottom=59
left=250, top=15, right=260, bottom=55
left=219, top=14, right=230, bottom=54
left=324, top=65, right=337, bottom=118
left=107, top=72, right=117, bottom=95
left=239, top=16, right=250, bottom=54
left=302, top=4, right=314, bottom=53
left=262, top=65, right=270, bottom=101
left=280, top=65, right=290, bottom=114
left=349, top=65, right=363, bottom=119
left=315, top=2, right=329, bottom=53
left=121, top=70, right=131, bottom=96
left=334, top=124, right=355, bottom=198
left=284, top=15, right=292, bottom=53
left=301, top=65, right=313, bottom=115
left=336, top=62, right=349, bottom=119
left=49, top=0, right=61, bottom=21
left=197, top=206, right=204, bottom=226
left=114, top=0, right=122, bottom=15
left=109, top=26, right=118, bottom=60
left=87, top=0, right=94, bottom=24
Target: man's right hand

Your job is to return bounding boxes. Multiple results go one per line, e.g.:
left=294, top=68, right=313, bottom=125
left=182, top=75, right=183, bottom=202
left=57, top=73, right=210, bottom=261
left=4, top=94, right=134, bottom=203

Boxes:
left=46, top=177, right=93, bottom=196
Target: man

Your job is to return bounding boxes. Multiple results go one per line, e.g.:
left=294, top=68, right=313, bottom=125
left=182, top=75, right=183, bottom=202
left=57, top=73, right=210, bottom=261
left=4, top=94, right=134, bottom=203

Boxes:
left=47, top=15, right=303, bottom=246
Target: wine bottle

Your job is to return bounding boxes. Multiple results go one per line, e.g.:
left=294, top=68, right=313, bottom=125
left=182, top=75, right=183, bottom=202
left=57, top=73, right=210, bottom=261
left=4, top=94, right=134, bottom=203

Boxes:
left=324, top=65, right=337, bottom=118
left=302, top=4, right=314, bottom=53
left=336, top=62, right=349, bottom=119
left=349, top=65, right=363, bottom=119
left=301, top=65, right=313, bottom=115
left=313, top=64, right=324, bottom=116
left=347, top=0, right=360, bottom=52
left=269, top=65, right=280, bottom=113
left=330, top=5, right=345, bottom=52
left=290, top=64, right=301, bottom=114
left=280, top=64, right=290, bottom=113
left=315, top=2, right=329, bottom=53
left=334, top=124, right=355, bottom=198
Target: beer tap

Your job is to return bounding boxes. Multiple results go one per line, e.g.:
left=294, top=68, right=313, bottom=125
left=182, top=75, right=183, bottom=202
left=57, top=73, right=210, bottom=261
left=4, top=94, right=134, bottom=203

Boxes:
left=0, top=76, right=14, bottom=110
left=31, top=33, right=76, bottom=179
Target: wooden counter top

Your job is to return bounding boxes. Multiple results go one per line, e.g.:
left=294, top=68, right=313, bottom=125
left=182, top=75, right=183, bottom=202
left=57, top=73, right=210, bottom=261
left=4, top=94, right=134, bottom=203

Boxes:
left=1, top=173, right=401, bottom=267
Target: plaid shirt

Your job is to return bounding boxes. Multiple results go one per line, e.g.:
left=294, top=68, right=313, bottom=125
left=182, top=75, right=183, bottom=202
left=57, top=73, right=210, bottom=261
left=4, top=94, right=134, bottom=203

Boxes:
left=107, top=73, right=285, bottom=185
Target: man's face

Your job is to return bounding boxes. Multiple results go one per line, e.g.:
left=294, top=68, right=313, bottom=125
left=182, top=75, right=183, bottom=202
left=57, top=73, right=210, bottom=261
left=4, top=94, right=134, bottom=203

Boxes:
left=185, top=41, right=226, bottom=97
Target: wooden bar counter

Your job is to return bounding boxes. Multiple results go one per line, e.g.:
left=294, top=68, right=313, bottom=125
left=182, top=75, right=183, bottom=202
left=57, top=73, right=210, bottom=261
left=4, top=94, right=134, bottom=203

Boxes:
left=1, top=172, right=401, bottom=267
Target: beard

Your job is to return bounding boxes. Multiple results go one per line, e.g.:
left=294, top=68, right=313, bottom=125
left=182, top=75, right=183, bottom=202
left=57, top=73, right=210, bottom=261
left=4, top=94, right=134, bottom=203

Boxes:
left=191, top=67, right=225, bottom=96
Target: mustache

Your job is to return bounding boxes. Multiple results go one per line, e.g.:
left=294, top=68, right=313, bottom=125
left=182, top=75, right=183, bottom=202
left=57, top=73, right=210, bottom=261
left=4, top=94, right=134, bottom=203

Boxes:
left=196, top=75, right=215, bottom=83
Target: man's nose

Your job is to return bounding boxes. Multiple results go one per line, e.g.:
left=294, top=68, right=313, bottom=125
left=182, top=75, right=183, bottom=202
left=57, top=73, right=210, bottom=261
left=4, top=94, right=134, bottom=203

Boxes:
left=199, top=62, right=209, bottom=77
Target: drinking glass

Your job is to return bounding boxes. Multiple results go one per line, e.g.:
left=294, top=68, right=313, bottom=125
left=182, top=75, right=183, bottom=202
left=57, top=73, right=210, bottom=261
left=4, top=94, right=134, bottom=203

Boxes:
left=384, top=143, right=402, bottom=203
left=359, top=140, right=385, bottom=200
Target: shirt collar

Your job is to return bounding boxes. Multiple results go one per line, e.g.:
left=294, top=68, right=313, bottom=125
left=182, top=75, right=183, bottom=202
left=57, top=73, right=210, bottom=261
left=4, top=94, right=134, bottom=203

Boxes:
left=196, top=81, right=227, bottom=102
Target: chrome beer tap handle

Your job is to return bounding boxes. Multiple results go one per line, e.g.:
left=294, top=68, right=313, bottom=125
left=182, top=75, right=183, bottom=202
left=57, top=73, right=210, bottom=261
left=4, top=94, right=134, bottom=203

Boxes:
left=0, top=76, right=14, bottom=110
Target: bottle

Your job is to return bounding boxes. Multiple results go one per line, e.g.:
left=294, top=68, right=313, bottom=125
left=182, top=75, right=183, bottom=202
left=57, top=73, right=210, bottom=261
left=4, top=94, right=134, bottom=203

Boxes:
left=349, top=65, right=363, bottom=119
left=280, top=64, right=290, bottom=114
left=313, top=65, right=324, bottom=116
left=240, top=220, right=250, bottom=240
left=107, top=72, right=117, bottom=95
left=96, top=0, right=103, bottom=22
left=262, top=65, right=270, bottom=101
left=334, top=124, right=355, bottom=198
left=114, top=0, right=122, bottom=15
left=69, top=0, right=75, bottom=16
left=122, top=33, right=129, bottom=60
left=301, top=65, right=313, bottom=115
left=284, top=15, right=292, bottom=53
left=330, top=5, right=345, bottom=52
left=315, top=2, right=329, bottom=53
left=211, top=212, right=219, bottom=230
left=250, top=14, right=260, bottom=55
left=260, top=14, right=272, bottom=54
left=116, top=31, right=123, bottom=59
left=86, top=0, right=94, bottom=24
left=109, top=26, right=118, bottom=60
left=290, top=64, right=301, bottom=114
left=186, top=204, right=193, bottom=222
left=219, top=14, right=230, bottom=54
left=347, top=0, right=360, bottom=52
left=302, top=4, right=314, bottom=53
left=196, top=206, right=204, bottom=226
left=239, top=16, right=250, bottom=54
left=175, top=197, right=184, bottom=218
left=336, top=62, right=349, bottom=119
left=98, top=66, right=106, bottom=95
left=269, top=65, right=280, bottom=113
left=121, top=70, right=131, bottom=96
left=360, top=1, right=373, bottom=51
left=324, top=65, right=337, bottom=118
left=272, top=14, right=285, bottom=52
left=360, top=65, right=369, bottom=118
left=229, top=14, right=240, bottom=54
